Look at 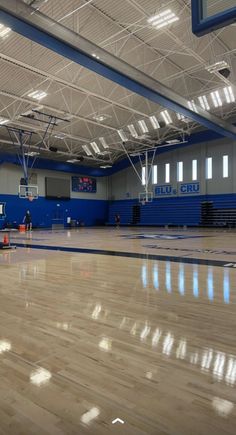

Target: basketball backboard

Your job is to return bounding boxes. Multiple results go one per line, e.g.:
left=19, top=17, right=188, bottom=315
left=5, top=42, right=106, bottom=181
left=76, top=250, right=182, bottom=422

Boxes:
left=192, top=0, right=236, bottom=36
left=19, top=185, right=38, bottom=200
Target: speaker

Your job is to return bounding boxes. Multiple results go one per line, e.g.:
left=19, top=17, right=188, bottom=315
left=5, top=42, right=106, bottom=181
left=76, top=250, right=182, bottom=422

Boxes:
left=219, top=68, right=230, bottom=79
left=76, top=156, right=84, bottom=162
left=49, top=146, right=58, bottom=152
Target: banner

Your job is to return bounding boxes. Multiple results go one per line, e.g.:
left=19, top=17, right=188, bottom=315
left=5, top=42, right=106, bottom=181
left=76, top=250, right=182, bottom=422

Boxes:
left=154, top=182, right=200, bottom=197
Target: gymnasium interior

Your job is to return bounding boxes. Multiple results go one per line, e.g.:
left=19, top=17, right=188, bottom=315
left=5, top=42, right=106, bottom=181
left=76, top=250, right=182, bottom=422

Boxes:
left=0, top=1, right=236, bottom=434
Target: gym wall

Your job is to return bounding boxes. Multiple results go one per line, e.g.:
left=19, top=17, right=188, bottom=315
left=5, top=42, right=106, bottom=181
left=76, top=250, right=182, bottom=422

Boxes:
left=0, top=164, right=108, bottom=228
left=108, top=138, right=236, bottom=226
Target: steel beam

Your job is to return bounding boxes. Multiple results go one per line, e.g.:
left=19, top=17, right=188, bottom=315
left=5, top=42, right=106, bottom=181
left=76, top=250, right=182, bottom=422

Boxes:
left=0, top=0, right=236, bottom=139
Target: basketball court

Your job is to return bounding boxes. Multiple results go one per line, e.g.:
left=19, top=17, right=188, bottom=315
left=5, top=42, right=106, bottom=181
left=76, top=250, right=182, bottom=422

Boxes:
left=0, top=1, right=236, bottom=434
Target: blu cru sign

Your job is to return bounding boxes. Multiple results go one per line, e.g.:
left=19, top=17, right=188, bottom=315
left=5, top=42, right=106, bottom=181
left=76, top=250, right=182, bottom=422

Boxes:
left=154, top=182, right=200, bottom=196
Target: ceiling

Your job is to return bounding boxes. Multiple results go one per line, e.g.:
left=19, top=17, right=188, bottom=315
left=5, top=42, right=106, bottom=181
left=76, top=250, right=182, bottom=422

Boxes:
left=0, top=0, right=235, bottom=168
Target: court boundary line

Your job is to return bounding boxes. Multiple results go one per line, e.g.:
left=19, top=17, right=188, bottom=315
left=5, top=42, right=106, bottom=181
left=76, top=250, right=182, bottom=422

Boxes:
left=13, top=243, right=236, bottom=268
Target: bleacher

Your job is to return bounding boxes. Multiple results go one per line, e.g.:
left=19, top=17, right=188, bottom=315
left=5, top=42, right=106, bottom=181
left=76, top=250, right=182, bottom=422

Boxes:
left=108, top=194, right=236, bottom=227
left=200, top=199, right=236, bottom=227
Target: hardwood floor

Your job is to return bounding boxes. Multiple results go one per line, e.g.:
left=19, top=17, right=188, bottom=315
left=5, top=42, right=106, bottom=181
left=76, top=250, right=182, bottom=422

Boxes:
left=0, top=228, right=236, bottom=434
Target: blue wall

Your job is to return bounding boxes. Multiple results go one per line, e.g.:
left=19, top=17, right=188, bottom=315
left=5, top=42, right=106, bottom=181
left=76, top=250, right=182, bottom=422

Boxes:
left=0, top=194, right=108, bottom=228
left=1, top=193, right=236, bottom=229
left=108, top=194, right=236, bottom=226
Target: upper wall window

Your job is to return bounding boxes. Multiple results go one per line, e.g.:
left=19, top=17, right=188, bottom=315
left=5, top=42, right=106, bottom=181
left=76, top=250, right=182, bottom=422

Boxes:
left=142, top=166, right=146, bottom=186
left=223, top=155, right=229, bottom=178
left=165, top=163, right=170, bottom=183
left=152, top=165, right=157, bottom=184
left=192, top=159, right=197, bottom=181
left=206, top=157, right=212, bottom=180
left=177, top=161, right=183, bottom=182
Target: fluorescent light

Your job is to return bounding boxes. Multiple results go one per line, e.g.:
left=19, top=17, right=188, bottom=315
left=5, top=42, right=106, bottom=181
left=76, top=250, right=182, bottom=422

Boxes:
left=118, top=129, right=128, bottom=142
left=177, top=113, right=190, bottom=123
left=28, top=90, right=47, bottom=101
left=99, top=137, right=109, bottom=148
left=149, top=115, right=160, bottom=129
left=30, top=368, right=52, bottom=386
left=148, top=9, right=179, bottom=29
left=24, top=151, right=40, bottom=157
left=100, top=165, right=112, bottom=169
left=0, top=23, right=11, bottom=38
left=166, top=139, right=180, bottom=144
left=0, top=117, right=10, bottom=125
left=92, top=53, right=100, bottom=59
left=0, top=340, right=11, bottom=353
left=81, top=407, right=100, bottom=425
left=148, top=9, right=172, bottom=23
left=92, top=114, right=110, bottom=122
left=138, top=119, right=149, bottom=133
left=161, top=110, right=172, bottom=125
left=128, top=124, right=138, bottom=138
left=54, top=132, right=67, bottom=139
left=188, top=100, right=199, bottom=113
left=224, top=86, right=235, bottom=103
left=198, top=95, right=210, bottom=111
left=67, top=159, right=78, bottom=163
left=206, top=61, right=229, bottom=73
left=82, top=145, right=92, bottom=156
left=90, top=141, right=100, bottom=154
left=211, top=90, right=222, bottom=107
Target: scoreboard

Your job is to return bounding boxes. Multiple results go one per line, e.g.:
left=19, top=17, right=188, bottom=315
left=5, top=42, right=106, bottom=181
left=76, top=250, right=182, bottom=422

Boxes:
left=72, top=176, right=96, bottom=193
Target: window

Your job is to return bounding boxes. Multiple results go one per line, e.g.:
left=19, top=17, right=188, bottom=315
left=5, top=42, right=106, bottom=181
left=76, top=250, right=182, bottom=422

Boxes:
left=177, top=161, right=183, bottom=182
left=192, top=159, right=197, bottom=181
left=152, top=165, right=157, bottom=184
left=223, top=155, right=228, bottom=178
left=142, top=166, right=146, bottom=186
left=206, top=157, right=212, bottom=180
left=165, top=163, right=170, bottom=183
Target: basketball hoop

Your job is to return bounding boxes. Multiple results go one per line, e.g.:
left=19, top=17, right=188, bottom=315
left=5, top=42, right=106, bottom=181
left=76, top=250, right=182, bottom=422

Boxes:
left=141, top=199, right=146, bottom=206
left=28, top=195, right=34, bottom=202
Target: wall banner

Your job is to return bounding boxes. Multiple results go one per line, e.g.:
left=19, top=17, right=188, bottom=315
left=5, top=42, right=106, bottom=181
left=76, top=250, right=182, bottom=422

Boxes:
left=154, top=182, right=200, bottom=197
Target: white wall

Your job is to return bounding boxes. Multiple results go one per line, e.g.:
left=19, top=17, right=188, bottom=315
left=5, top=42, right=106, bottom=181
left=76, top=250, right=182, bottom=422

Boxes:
left=109, top=138, right=236, bottom=200
left=0, top=164, right=108, bottom=200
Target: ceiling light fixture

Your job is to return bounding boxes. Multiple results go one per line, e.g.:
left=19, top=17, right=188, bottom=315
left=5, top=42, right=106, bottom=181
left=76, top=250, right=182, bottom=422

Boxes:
left=82, top=145, right=93, bottom=156
left=67, top=159, right=78, bottom=163
left=54, top=132, right=67, bottom=139
left=127, top=124, right=138, bottom=138
left=0, top=23, right=11, bottom=38
left=138, top=119, right=149, bottom=133
left=166, top=139, right=180, bottom=144
left=24, top=151, right=40, bottom=157
left=28, top=90, right=47, bottom=101
left=223, top=86, right=235, bottom=103
left=188, top=100, right=199, bottom=113
left=149, top=115, right=160, bottom=129
left=100, top=165, right=112, bottom=169
left=0, top=117, right=10, bottom=125
left=99, top=137, right=109, bottom=149
left=198, top=95, right=210, bottom=111
left=118, top=129, right=128, bottom=142
left=206, top=61, right=229, bottom=73
left=90, top=141, right=101, bottom=154
left=92, top=53, right=100, bottom=60
left=92, top=114, right=110, bottom=122
left=148, top=9, right=179, bottom=29
left=177, top=113, right=190, bottom=123
left=211, top=90, right=222, bottom=107
left=160, top=110, right=172, bottom=125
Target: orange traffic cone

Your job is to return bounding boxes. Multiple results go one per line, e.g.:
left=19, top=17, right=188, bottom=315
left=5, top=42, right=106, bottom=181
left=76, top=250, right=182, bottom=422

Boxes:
left=3, top=234, right=9, bottom=245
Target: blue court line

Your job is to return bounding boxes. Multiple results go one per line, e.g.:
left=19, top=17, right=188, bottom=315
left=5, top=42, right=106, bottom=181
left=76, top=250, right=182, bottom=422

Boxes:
left=14, top=243, right=234, bottom=268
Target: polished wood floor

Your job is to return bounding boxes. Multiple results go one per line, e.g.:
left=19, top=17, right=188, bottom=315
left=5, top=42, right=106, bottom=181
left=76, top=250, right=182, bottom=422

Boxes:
left=0, top=227, right=236, bottom=434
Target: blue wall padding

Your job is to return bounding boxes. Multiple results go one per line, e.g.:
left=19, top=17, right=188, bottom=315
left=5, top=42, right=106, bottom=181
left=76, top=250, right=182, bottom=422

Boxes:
left=0, top=194, right=108, bottom=228
left=108, top=194, right=236, bottom=226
